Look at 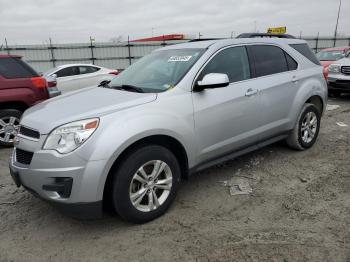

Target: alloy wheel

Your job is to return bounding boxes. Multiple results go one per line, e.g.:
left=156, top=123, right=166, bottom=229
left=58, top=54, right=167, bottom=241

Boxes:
left=129, top=160, right=173, bottom=212
left=0, top=116, right=20, bottom=144
left=301, top=111, right=318, bottom=144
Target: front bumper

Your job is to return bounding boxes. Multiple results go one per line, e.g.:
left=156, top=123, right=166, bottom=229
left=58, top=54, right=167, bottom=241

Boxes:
left=9, top=143, right=107, bottom=219
left=328, top=76, right=350, bottom=92
left=47, top=87, right=62, bottom=98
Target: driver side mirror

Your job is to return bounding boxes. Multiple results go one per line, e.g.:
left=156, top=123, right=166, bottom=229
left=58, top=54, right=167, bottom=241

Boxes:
left=194, top=73, right=229, bottom=91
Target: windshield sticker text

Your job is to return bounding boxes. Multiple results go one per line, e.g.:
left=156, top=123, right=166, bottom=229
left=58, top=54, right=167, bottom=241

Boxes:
left=168, top=56, right=192, bottom=62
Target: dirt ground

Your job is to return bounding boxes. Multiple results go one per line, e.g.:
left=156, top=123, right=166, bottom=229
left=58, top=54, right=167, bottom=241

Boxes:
left=0, top=97, right=349, bottom=262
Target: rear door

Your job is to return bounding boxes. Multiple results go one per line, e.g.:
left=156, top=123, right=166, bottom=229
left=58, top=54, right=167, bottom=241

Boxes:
left=192, top=46, right=262, bottom=164
left=247, top=45, right=299, bottom=140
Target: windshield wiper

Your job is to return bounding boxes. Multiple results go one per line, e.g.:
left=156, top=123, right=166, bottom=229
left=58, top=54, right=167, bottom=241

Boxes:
left=98, top=80, right=111, bottom=87
left=109, top=84, right=145, bottom=93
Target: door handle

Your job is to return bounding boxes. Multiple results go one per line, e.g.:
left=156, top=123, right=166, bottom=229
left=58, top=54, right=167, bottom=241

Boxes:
left=245, top=88, right=258, bottom=97
left=292, top=75, right=299, bottom=83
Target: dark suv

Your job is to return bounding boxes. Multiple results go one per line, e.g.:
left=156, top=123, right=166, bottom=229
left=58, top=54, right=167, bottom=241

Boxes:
left=0, top=55, right=50, bottom=146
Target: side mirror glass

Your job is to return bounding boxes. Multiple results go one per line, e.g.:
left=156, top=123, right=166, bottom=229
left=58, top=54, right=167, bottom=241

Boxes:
left=195, top=73, right=229, bottom=91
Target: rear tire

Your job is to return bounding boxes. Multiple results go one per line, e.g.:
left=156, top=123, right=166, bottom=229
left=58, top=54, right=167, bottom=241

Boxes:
left=286, top=103, right=321, bottom=151
left=111, top=145, right=181, bottom=224
left=0, top=109, right=22, bottom=147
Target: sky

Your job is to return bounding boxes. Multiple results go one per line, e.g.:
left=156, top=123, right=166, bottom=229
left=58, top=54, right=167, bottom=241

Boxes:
left=0, top=0, right=349, bottom=44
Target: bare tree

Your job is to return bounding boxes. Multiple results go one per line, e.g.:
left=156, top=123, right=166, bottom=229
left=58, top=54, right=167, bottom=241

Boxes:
left=109, top=35, right=124, bottom=43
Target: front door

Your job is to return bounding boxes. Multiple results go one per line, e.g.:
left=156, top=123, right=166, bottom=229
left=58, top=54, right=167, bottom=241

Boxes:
left=192, top=46, right=262, bottom=164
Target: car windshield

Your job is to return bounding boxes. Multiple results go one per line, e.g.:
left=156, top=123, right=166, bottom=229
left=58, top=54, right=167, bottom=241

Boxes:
left=316, top=50, right=345, bottom=61
left=108, top=48, right=205, bottom=93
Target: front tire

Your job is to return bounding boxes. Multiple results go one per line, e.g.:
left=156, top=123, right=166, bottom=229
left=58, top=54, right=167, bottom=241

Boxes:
left=111, top=145, right=181, bottom=223
left=0, top=109, right=22, bottom=147
left=286, top=103, right=321, bottom=151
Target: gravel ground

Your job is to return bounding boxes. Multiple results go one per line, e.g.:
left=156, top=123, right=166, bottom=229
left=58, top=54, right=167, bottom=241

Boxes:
left=0, top=97, right=349, bottom=262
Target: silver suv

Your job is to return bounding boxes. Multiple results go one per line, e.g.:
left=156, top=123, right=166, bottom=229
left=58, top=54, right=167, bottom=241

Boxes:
left=9, top=36, right=327, bottom=223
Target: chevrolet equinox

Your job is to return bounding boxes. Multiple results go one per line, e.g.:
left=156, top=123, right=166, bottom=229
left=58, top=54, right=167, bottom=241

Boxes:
left=9, top=36, right=327, bottom=223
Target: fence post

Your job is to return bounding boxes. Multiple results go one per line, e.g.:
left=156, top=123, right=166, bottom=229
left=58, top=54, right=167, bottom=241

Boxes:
left=89, top=36, right=95, bottom=65
left=49, top=38, right=56, bottom=67
left=5, top=38, right=10, bottom=55
left=127, top=36, right=132, bottom=66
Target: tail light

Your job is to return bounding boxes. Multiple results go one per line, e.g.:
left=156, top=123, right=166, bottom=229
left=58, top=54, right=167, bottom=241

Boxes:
left=323, top=68, right=329, bottom=81
left=109, top=71, right=119, bottom=75
left=47, top=80, right=57, bottom=88
left=31, top=77, right=47, bottom=89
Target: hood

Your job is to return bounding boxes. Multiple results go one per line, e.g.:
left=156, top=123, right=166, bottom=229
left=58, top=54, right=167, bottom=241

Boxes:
left=331, top=57, right=350, bottom=66
left=21, top=87, right=157, bottom=134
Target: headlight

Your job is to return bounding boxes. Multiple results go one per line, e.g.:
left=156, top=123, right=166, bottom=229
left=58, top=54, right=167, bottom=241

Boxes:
left=43, top=118, right=99, bottom=154
left=328, top=64, right=340, bottom=73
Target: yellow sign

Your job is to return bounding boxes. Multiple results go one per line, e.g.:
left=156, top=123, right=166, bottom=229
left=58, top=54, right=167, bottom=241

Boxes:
left=267, top=27, right=287, bottom=34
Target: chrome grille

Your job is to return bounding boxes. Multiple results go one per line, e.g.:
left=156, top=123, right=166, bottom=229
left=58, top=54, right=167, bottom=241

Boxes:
left=341, top=66, right=350, bottom=75
left=19, top=126, right=40, bottom=139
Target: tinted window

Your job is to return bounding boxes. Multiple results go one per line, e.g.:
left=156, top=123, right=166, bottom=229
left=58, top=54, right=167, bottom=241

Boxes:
left=285, top=53, right=298, bottom=70
left=249, top=45, right=289, bottom=77
left=0, top=57, right=38, bottom=79
left=55, top=66, right=79, bottom=77
left=79, top=66, right=100, bottom=74
left=290, top=44, right=320, bottom=65
left=199, top=46, right=251, bottom=83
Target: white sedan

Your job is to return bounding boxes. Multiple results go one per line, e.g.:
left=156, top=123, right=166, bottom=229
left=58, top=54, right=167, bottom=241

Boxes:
left=43, top=64, right=119, bottom=93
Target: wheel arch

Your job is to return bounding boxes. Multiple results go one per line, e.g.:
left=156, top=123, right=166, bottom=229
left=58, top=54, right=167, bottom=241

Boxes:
left=0, top=101, right=28, bottom=112
left=102, top=134, right=190, bottom=204
left=305, top=95, right=324, bottom=114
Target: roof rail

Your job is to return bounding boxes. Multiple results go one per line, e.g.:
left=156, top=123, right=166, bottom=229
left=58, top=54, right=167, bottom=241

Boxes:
left=189, top=38, right=225, bottom=42
left=236, top=33, right=296, bottom=39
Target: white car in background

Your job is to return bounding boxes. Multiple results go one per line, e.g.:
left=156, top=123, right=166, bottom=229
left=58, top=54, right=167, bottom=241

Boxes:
left=43, top=64, right=119, bottom=93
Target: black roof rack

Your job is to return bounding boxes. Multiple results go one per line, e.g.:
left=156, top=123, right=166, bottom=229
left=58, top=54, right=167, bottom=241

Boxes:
left=236, top=33, right=296, bottom=39
left=189, top=38, right=225, bottom=42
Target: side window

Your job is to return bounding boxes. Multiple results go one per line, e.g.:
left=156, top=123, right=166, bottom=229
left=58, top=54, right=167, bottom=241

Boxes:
left=249, top=45, right=289, bottom=77
left=55, top=66, right=79, bottom=77
left=79, top=66, right=99, bottom=74
left=199, top=46, right=251, bottom=83
left=285, top=52, right=298, bottom=71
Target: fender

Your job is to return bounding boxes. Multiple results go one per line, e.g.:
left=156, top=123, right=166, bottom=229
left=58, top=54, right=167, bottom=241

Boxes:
left=75, top=92, right=196, bottom=200
left=288, top=67, right=327, bottom=129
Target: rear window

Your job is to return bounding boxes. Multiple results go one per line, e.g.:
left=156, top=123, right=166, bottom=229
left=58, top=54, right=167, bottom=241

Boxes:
left=0, top=57, right=38, bottom=79
left=290, top=44, right=320, bottom=65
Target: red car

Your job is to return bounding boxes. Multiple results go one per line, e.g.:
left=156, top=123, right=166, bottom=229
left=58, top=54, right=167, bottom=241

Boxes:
left=0, top=55, right=51, bottom=146
left=316, top=46, right=350, bottom=79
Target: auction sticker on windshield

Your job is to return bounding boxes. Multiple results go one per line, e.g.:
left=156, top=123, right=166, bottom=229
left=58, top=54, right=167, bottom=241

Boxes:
left=168, top=56, right=192, bottom=62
